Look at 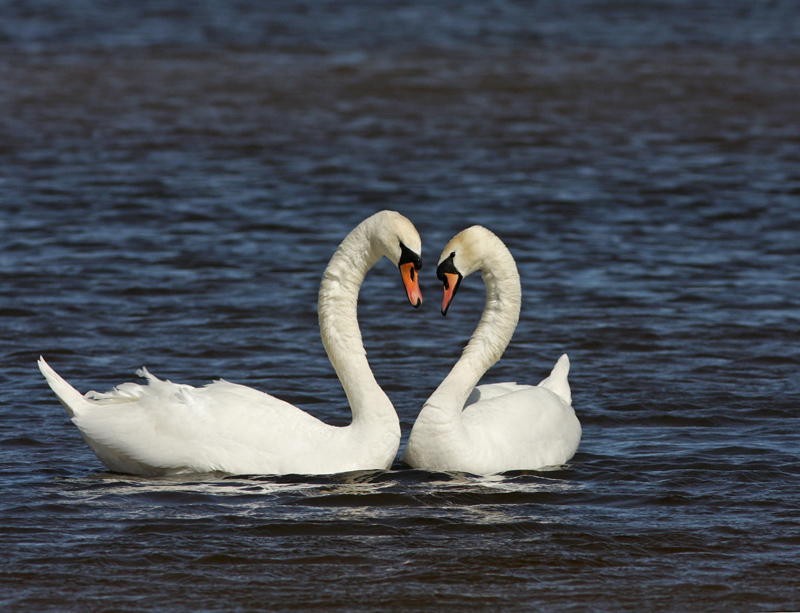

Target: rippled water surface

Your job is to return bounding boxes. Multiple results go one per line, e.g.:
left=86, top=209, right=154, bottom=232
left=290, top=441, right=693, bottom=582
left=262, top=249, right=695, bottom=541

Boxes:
left=2, top=1, right=800, bottom=610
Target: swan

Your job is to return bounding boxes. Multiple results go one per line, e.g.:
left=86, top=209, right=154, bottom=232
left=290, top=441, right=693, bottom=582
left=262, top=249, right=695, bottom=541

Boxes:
left=402, top=225, right=580, bottom=475
left=39, top=210, right=423, bottom=477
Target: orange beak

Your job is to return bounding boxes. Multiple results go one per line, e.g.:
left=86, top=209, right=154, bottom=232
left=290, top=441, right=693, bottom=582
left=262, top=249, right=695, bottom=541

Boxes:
left=441, top=272, right=462, bottom=316
left=400, top=262, right=422, bottom=308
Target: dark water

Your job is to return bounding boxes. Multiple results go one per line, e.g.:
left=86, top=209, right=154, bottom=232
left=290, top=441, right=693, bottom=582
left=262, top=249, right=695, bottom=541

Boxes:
left=2, top=0, right=800, bottom=610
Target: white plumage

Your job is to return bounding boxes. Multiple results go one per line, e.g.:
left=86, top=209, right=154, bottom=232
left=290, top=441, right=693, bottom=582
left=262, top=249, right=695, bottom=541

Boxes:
left=40, top=211, right=423, bottom=476
left=402, top=226, right=581, bottom=475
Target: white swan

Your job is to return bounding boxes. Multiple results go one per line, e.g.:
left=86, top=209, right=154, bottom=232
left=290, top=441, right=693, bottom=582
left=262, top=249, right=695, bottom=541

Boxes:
left=39, top=211, right=423, bottom=477
left=402, top=226, right=580, bottom=475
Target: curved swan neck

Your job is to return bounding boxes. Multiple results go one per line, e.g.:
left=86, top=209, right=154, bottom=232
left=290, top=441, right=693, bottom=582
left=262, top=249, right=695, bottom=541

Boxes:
left=317, top=217, right=396, bottom=426
left=428, top=238, right=521, bottom=415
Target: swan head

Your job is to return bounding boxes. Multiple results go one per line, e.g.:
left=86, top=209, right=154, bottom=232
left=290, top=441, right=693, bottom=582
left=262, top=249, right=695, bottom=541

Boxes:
left=436, top=225, right=504, bottom=315
left=371, top=211, right=423, bottom=308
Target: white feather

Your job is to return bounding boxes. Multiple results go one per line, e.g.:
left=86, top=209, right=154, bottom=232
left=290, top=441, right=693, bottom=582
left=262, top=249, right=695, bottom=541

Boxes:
left=403, top=226, right=581, bottom=475
left=40, top=211, right=422, bottom=476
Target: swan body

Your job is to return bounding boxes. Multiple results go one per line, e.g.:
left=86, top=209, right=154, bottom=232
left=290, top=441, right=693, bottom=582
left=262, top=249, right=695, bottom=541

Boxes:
left=402, top=226, right=580, bottom=475
left=40, top=211, right=423, bottom=476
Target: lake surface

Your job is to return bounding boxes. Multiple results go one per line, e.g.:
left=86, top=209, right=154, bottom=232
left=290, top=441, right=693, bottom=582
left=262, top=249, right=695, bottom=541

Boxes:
left=2, top=1, right=800, bottom=610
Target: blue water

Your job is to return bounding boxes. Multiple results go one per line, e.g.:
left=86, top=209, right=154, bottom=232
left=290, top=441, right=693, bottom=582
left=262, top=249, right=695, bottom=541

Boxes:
left=2, top=1, right=800, bottom=610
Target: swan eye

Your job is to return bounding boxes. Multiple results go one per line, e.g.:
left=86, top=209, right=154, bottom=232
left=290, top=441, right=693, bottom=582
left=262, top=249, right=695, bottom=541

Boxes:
left=399, top=241, right=422, bottom=270
left=436, top=251, right=460, bottom=281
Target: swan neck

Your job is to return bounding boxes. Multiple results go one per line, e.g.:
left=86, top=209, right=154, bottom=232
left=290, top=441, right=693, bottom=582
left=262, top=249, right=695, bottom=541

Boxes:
left=428, top=248, right=521, bottom=415
left=317, top=221, right=396, bottom=426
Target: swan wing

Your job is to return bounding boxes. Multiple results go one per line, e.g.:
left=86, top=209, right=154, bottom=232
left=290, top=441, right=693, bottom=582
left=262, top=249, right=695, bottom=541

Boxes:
left=461, top=384, right=581, bottom=472
left=465, top=382, right=524, bottom=407
left=537, top=353, right=571, bottom=405
left=465, top=354, right=571, bottom=408
left=45, top=360, right=342, bottom=475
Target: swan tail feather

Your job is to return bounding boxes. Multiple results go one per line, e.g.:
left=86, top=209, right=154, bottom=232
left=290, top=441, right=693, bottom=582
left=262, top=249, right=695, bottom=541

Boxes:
left=538, top=353, right=572, bottom=405
left=38, top=357, right=90, bottom=418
